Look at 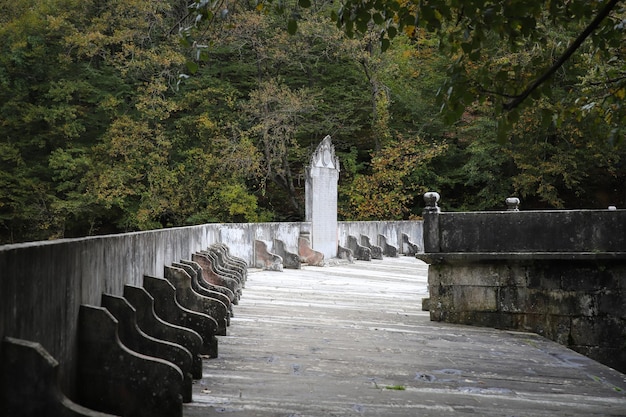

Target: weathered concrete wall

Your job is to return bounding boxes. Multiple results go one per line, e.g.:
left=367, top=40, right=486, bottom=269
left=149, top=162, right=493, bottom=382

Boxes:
left=338, top=220, right=423, bottom=255
left=418, top=206, right=626, bottom=373
left=0, top=220, right=420, bottom=398
left=433, top=210, right=626, bottom=253
left=0, top=225, right=215, bottom=399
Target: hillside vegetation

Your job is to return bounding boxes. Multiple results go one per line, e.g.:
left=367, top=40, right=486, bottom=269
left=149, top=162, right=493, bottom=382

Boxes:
left=1, top=0, right=624, bottom=243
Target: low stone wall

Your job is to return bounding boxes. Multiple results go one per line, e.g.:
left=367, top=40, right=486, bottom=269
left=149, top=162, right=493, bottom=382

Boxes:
left=0, top=220, right=422, bottom=398
left=338, top=220, right=422, bottom=255
left=417, top=196, right=626, bottom=373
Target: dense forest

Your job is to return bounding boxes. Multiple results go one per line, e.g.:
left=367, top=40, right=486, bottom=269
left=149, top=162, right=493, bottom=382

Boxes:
left=1, top=0, right=625, bottom=244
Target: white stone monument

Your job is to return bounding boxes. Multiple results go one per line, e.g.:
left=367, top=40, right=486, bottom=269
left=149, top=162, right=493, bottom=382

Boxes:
left=305, top=135, right=340, bottom=260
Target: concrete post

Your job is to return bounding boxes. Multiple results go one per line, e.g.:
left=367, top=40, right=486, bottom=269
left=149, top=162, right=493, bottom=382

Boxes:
left=423, top=192, right=441, bottom=253
left=305, top=135, right=340, bottom=260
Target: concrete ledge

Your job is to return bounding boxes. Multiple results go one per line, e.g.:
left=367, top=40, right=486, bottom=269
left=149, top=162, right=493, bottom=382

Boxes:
left=417, top=252, right=626, bottom=263
left=0, top=221, right=422, bottom=398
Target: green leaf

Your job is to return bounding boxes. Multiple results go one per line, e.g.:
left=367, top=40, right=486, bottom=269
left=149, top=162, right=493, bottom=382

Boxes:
left=298, top=0, right=311, bottom=8
left=356, top=17, right=369, bottom=33
left=381, top=38, right=390, bottom=52
left=287, top=19, right=298, bottom=35
left=185, top=60, right=199, bottom=74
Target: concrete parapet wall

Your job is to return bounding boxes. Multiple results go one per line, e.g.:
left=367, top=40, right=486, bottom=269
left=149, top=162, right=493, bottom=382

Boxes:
left=418, top=206, right=626, bottom=373
left=0, top=219, right=422, bottom=398
left=430, top=210, right=626, bottom=253
left=338, top=221, right=422, bottom=255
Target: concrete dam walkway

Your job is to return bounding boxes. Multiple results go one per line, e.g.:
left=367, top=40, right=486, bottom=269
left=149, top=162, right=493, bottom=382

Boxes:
left=184, top=257, right=626, bottom=416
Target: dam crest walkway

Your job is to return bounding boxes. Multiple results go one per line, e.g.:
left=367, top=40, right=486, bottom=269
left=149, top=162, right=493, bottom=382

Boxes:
left=184, top=256, right=626, bottom=416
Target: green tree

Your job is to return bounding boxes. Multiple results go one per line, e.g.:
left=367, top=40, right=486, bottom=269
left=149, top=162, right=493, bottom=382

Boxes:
left=242, top=79, right=316, bottom=215
left=168, top=75, right=266, bottom=224
left=328, top=0, right=625, bottom=141
left=340, top=134, right=446, bottom=219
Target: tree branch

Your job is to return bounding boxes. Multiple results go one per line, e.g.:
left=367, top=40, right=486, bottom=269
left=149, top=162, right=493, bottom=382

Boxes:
left=502, top=0, right=622, bottom=111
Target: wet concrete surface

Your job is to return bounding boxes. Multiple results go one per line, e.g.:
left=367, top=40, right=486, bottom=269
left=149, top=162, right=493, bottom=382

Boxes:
left=184, top=257, right=626, bottom=416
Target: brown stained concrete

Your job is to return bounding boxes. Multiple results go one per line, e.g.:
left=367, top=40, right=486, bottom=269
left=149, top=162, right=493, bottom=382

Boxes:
left=184, top=257, right=626, bottom=417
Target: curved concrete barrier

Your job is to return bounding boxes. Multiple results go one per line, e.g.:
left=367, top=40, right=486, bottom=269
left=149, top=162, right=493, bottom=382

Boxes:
left=163, top=266, right=229, bottom=336
left=1, top=337, right=116, bottom=417
left=100, top=294, right=193, bottom=403
left=123, top=285, right=203, bottom=379
left=77, top=306, right=183, bottom=417
left=143, top=275, right=218, bottom=358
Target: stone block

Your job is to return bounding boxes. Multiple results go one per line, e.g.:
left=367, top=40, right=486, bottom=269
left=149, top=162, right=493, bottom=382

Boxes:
left=572, top=346, right=626, bottom=374
left=298, top=236, right=325, bottom=266
left=452, top=286, right=497, bottom=312
left=173, top=261, right=233, bottom=321
left=180, top=258, right=236, bottom=306
left=498, top=286, right=529, bottom=313
left=597, top=290, right=626, bottom=319
left=101, top=294, right=193, bottom=403
left=571, top=316, right=626, bottom=347
left=347, top=235, right=371, bottom=261
left=77, top=305, right=183, bottom=417
left=457, top=311, right=514, bottom=329
left=1, top=337, right=116, bottom=417
left=378, top=234, right=398, bottom=257
left=143, top=275, right=218, bottom=358
left=272, top=238, right=302, bottom=269
left=526, top=290, right=592, bottom=316
left=527, top=264, right=568, bottom=290
left=164, top=265, right=228, bottom=336
left=560, top=265, right=616, bottom=291
left=254, top=240, right=283, bottom=271
left=513, top=313, right=571, bottom=343
left=360, top=235, right=383, bottom=260
left=123, top=285, right=203, bottom=379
